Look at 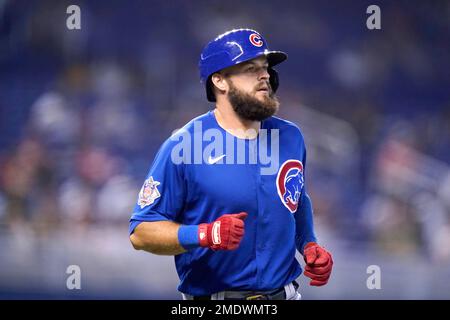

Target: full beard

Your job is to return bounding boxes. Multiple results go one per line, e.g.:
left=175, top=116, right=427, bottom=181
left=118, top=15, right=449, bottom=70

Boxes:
left=227, top=82, right=280, bottom=122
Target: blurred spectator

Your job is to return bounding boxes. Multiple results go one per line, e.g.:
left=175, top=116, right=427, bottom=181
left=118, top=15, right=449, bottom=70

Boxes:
left=0, top=137, right=59, bottom=235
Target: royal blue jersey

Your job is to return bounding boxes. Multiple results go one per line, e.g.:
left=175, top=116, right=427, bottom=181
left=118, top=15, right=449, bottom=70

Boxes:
left=129, top=110, right=317, bottom=296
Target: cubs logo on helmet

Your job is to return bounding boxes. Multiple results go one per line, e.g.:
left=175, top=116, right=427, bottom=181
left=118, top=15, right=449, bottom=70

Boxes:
left=249, top=33, right=263, bottom=47
left=276, top=160, right=304, bottom=213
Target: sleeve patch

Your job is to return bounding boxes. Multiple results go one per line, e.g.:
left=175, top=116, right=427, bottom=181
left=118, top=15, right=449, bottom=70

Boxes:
left=138, top=176, right=161, bottom=209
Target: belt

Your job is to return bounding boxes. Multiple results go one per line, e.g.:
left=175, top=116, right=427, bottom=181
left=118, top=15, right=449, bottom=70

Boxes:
left=193, top=281, right=298, bottom=300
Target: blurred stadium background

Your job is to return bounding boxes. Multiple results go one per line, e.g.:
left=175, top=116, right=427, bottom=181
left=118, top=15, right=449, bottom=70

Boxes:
left=0, top=0, right=449, bottom=299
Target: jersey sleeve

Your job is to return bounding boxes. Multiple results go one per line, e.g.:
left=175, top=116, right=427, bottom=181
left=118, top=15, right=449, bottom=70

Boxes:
left=129, top=138, right=186, bottom=235
left=294, top=137, right=318, bottom=254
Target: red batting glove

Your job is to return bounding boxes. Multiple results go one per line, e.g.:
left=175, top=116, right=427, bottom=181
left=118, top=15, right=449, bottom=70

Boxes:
left=303, top=242, right=333, bottom=286
left=198, top=212, right=247, bottom=250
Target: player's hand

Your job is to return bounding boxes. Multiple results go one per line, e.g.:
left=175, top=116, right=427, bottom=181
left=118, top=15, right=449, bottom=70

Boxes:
left=303, top=242, right=333, bottom=286
left=198, top=212, right=247, bottom=251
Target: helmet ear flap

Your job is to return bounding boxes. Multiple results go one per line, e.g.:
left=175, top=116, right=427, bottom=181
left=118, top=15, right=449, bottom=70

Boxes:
left=268, top=68, right=279, bottom=93
left=206, top=77, right=217, bottom=102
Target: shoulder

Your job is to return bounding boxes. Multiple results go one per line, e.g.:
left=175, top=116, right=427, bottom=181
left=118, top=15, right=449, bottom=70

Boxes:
left=182, top=111, right=213, bottom=132
left=157, top=111, right=212, bottom=156
left=264, top=116, right=305, bottom=141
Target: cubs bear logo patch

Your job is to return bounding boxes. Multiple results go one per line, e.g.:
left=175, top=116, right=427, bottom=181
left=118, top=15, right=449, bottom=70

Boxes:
left=138, top=176, right=161, bottom=209
left=276, top=159, right=304, bottom=213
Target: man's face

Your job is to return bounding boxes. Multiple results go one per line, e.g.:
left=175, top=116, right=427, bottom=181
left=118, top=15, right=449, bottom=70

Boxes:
left=221, top=56, right=280, bottom=121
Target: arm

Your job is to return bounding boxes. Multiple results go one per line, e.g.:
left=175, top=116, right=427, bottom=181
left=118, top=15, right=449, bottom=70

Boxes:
left=294, top=193, right=317, bottom=255
left=130, top=221, right=186, bottom=256
left=294, top=134, right=333, bottom=286
left=295, top=192, right=333, bottom=286
left=130, top=212, right=248, bottom=256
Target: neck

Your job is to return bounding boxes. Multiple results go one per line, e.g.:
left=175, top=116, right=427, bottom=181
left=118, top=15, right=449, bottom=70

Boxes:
left=214, top=99, right=260, bottom=139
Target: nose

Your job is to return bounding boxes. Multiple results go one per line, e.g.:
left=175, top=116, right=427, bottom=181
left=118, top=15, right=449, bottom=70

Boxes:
left=259, top=68, right=270, bottom=81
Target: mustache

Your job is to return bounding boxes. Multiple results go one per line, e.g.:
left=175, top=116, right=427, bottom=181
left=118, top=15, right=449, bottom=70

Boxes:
left=255, top=81, right=271, bottom=91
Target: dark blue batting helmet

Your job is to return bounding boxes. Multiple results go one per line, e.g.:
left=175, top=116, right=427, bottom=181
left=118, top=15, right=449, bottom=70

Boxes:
left=199, top=28, right=288, bottom=102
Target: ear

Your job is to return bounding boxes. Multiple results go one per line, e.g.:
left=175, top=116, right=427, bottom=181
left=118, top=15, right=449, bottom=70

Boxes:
left=210, top=73, right=229, bottom=95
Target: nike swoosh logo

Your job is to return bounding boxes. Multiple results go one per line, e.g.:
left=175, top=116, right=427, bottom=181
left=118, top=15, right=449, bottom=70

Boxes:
left=207, top=155, right=226, bottom=164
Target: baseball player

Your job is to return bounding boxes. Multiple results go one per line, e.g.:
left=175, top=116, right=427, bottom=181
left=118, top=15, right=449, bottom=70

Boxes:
left=129, top=28, right=333, bottom=300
